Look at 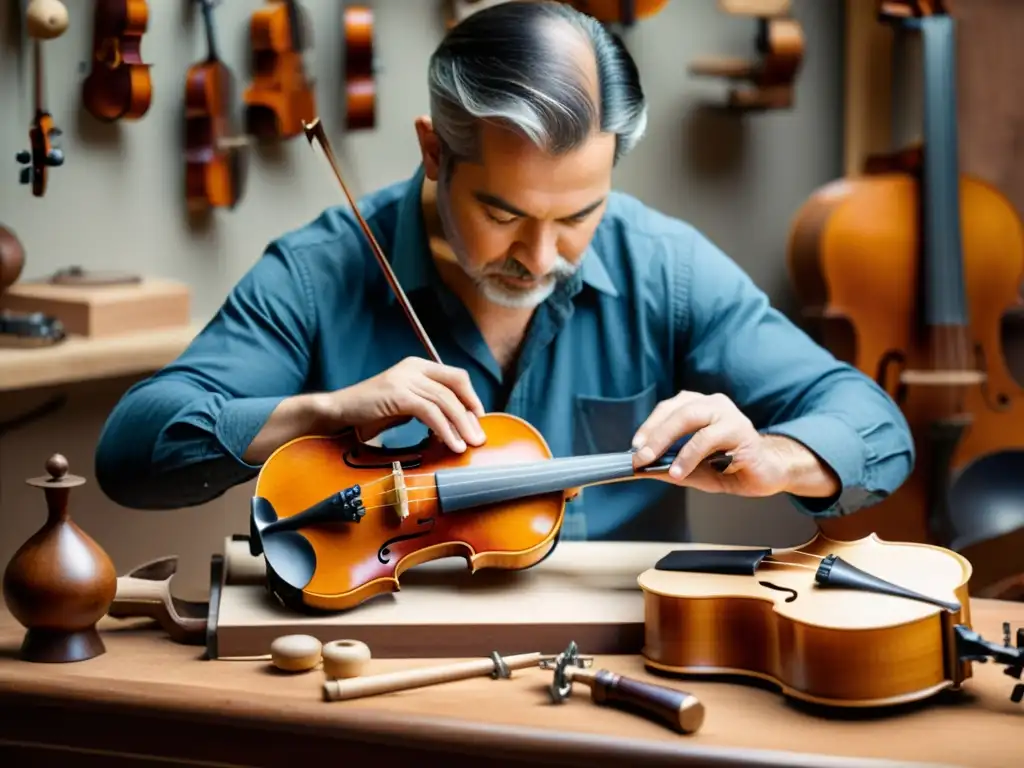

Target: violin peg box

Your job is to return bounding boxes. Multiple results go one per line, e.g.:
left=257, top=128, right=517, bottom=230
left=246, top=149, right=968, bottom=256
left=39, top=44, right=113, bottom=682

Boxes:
left=0, top=278, right=191, bottom=338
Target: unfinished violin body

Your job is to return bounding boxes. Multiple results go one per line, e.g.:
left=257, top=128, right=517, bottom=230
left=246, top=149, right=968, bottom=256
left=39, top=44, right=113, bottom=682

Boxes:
left=638, top=532, right=1024, bottom=708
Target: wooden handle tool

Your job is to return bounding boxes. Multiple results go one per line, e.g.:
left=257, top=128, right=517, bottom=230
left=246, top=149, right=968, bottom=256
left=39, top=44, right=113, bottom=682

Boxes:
left=107, top=556, right=207, bottom=644
left=322, top=650, right=540, bottom=701
left=545, top=640, right=704, bottom=734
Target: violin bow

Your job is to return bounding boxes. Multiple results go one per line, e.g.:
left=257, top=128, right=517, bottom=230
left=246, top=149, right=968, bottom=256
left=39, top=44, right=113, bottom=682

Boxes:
left=302, top=118, right=442, bottom=365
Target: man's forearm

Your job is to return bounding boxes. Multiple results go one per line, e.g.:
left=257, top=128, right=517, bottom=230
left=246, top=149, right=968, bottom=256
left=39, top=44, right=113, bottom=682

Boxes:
left=766, top=434, right=841, bottom=499
left=242, top=393, right=334, bottom=464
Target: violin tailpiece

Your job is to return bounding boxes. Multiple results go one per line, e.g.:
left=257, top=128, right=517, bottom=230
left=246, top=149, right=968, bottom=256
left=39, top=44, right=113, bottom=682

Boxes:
left=813, top=554, right=961, bottom=613
left=654, top=548, right=772, bottom=575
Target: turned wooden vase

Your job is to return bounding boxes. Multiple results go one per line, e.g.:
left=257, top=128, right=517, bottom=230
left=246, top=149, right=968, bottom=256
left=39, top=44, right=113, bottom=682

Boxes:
left=3, top=454, right=117, bottom=662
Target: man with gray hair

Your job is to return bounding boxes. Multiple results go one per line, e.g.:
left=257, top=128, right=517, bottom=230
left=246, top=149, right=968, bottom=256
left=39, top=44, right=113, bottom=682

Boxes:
left=95, top=2, right=913, bottom=542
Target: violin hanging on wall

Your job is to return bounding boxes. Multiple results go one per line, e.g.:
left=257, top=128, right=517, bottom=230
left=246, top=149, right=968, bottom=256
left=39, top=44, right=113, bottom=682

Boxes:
left=786, top=0, right=1024, bottom=598
left=16, top=31, right=64, bottom=197
left=688, top=0, right=804, bottom=110
left=184, top=0, right=247, bottom=212
left=343, top=5, right=376, bottom=131
left=81, top=0, right=153, bottom=123
left=243, top=0, right=317, bottom=140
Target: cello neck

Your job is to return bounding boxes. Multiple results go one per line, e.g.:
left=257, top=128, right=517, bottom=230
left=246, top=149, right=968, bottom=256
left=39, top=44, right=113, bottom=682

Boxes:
left=434, top=451, right=675, bottom=514
left=199, top=0, right=219, bottom=62
left=917, top=12, right=969, bottom=330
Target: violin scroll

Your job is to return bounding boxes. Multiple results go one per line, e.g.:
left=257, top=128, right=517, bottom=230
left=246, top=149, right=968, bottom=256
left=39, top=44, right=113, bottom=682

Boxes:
left=17, top=42, right=64, bottom=197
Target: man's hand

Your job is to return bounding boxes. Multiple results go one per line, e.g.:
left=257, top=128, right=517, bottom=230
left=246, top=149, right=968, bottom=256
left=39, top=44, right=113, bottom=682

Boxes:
left=321, top=357, right=487, bottom=453
left=631, top=391, right=840, bottom=499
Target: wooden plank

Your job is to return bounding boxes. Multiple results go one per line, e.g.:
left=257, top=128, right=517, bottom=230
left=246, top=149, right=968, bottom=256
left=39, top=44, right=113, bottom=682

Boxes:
left=0, top=324, right=199, bottom=392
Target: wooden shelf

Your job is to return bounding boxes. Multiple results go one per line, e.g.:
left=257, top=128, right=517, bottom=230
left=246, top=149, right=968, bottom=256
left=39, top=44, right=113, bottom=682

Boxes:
left=0, top=324, right=200, bottom=392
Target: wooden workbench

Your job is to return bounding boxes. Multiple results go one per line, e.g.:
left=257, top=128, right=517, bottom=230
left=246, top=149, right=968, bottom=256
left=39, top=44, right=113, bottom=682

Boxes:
left=0, top=601, right=1020, bottom=767
left=0, top=325, right=198, bottom=391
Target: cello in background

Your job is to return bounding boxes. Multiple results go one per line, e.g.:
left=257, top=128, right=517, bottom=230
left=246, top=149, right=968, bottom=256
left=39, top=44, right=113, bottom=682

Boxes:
left=343, top=6, right=375, bottom=131
left=185, top=0, right=246, bottom=212
left=81, top=0, right=153, bottom=122
left=786, top=0, right=1024, bottom=598
left=243, top=0, right=317, bottom=140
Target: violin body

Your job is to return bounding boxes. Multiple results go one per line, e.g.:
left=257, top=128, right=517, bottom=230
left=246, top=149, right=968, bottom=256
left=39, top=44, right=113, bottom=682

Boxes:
left=639, top=533, right=976, bottom=707
left=243, top=0, right=317, bottom=140
left=251, top=413, right=563, bottom=612
left=81, top=0, right=153, bottom=122
left=185, top=0, right=244, bottom=211
left=569, top=0, right=669, bottom=24
left=343, top=6, right=375, bottom=131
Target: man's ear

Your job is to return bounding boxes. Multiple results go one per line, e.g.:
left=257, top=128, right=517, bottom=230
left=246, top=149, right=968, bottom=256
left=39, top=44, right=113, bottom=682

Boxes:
left=414, top=116, right=442, bottom=181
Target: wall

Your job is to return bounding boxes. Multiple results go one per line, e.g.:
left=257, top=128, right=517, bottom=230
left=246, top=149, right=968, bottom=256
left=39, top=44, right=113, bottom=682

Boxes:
left=0, top=0, right=842, bottom=600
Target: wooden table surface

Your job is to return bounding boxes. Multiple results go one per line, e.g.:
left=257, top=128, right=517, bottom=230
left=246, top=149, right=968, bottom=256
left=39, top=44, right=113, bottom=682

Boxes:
left=0, top=601, right=1021, bottom=768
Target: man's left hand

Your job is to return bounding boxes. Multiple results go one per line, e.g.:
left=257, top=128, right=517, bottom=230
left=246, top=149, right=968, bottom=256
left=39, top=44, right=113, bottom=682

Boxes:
left=631, top=391, right=840, bottom=499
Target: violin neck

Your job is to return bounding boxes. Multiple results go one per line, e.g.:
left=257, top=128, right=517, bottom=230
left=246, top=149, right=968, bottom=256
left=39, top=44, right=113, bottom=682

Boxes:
left=32, top=38, right=43, bottom=114
left=917, top=13, right=969, bottom=330
left=433, top=451, right=674, bottom=515
left=199, top=0, right=219, bottom=62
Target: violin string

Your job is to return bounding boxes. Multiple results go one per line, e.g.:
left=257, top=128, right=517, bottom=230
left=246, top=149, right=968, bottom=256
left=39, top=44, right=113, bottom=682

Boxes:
left=759, top=560, right=818, bottom=571
left=334, top=453, right=634, bottom=493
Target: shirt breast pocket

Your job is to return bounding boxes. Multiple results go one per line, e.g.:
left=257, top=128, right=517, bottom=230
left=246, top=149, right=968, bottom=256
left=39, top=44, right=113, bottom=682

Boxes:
left=572, top=382, right=659, bottom=456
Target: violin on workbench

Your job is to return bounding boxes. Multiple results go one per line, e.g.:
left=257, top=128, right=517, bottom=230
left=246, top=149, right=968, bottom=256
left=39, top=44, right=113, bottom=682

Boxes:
left=185, top=0, right=246, bottom=212
left=787, top=0, right=1024, bottom=596
left=638, top=532, right=1024, bottom=708
left=243, top=0, right=317, bottom=140
left=81, top=0, right=153, bottom=122
left=247, top=117, right=730, bottom=614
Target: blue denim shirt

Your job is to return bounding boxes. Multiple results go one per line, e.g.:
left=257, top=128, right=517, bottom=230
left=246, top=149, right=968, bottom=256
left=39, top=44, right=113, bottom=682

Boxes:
left=94, top=166, right=913, bottom=541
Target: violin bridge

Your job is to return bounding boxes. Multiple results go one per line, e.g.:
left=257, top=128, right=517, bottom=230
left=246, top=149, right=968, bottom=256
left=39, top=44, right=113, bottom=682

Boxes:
left=388, top=461, right=410, bottom=521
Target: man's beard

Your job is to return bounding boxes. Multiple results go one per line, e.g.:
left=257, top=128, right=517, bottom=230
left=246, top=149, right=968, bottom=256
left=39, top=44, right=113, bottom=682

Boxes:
left=435, top=162, right=578, bottom=310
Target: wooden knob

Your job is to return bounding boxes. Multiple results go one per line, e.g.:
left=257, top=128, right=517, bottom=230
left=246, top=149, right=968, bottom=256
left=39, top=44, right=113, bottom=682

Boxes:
left=270, top=634, right=322, bottom=672
left=322, top=639, right=371, bottom=679
left=46, top=454, right=68, bottom=479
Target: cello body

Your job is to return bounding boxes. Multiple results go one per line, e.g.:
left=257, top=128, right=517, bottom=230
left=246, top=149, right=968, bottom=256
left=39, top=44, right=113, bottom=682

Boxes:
left=81, top=0, right=153, bottom=122
left=786, top=3, right=1024, bottom=596
left=639, top=533, right=980, bottom=708
left=788, top=170, right=1024, bottom=545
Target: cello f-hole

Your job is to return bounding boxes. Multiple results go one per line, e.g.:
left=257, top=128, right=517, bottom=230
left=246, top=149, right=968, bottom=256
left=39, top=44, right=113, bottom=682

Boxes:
left=757, top=581, right=798, bottom=602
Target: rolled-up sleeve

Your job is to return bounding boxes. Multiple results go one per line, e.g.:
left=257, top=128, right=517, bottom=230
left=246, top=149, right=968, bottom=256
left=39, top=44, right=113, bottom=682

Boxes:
left=671, top=227, right=914, bottom=517
left=94, top=242, right=316, bottom=509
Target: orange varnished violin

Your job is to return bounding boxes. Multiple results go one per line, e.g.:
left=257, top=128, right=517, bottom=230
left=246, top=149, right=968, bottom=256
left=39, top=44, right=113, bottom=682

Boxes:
left=81, top=0, right=153, bottom=122
left=343, top=6, right=375, bottom=131
left=185, top=0, right=246, bottom=212
left=638, top=532, right=1024, bottom=707
left=568, top=0, right=669, bottom=26
left=16, top=39, right=63, bottom=197
left=787, top=1, right=1024, bottom=596
left=688, top=0, right=803, bottom=110
left=247, top=117, right=730, bottom=614
left=242, top=0, right=317, bottom=140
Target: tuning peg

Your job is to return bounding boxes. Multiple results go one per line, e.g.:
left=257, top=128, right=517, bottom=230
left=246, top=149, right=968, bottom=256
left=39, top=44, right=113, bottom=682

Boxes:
left=47, top=149, right=64, bottom=166
left=16, top=150, right=30, bottom=165
left=19, top=167, right=30, bottom=185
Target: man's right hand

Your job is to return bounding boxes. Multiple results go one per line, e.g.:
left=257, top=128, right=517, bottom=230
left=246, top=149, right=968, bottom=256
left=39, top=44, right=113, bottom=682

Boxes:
left=323, top=357, right=487, bottom=453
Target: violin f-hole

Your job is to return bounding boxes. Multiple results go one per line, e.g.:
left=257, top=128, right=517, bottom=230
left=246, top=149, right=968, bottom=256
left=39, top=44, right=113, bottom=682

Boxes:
left=758, top=581, right=798, bottom=602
